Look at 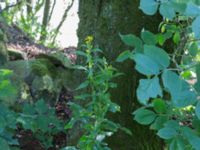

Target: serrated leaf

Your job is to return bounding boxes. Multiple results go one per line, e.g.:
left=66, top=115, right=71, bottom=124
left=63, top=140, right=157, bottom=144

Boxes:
left=144, top=45, right=170, bottom=69
left=137, top=77, right=162, bottom=105
left=133, top=108, right=156, bottom=125
left=133, top=54, right=160, bottom=75
left=119, top=34, right=143, bottom=51
left=157, top=127, right=177, bottom=139
left=141, top=30, right=157, bottom=45
left=139, top=0, right=159, bottom=15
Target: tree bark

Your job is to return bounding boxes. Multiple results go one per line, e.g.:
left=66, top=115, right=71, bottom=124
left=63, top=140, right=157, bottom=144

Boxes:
left=78, top=0, right=164, bottom=149
left=40, top=0, right=51, bottom=42
left=26, top=0, right=33, bottom=16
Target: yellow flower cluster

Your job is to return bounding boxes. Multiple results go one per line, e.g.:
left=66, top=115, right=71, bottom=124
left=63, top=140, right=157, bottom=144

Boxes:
left=85, top=35, right=94, bottom=44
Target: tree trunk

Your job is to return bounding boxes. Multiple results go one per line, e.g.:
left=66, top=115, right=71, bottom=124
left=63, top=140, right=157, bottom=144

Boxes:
left=40, top=0, right=50, bottom=42
left=26, top=0, right=33, bottom=16
left=78, top=0, right=163, bottom=149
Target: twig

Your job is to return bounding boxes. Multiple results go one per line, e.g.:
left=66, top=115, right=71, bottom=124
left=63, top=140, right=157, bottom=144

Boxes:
left=0, top=0, right=22, bottom=14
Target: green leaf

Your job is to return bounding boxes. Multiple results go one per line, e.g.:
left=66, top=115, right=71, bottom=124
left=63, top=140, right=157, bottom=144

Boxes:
left=169, top=137, right=185, bottom=150
left=153, top=98, right=167, bottom=114
left=75, top=80, right=89, bottom=90
left=182, top=127, right=200, bottom=150
left=185, top=3, right=200, bottom=17
left=137, top=77, right=162, bottom=105
left=0, top=116, right=6, bottom=133
left=157, top=127, right=177, bottom=139
left=162, top=70, right=196, bottom=107
left=195, top=101, right=200, bottom=120
left=61, top=146, right=77, bottom=150
left=0, top=137, right=10, bottom=150
left=119, top=34, right=143, bottom=51
left=156, top=34, right=166, bottom=46
left=159, top=2, right=176, bottom=20
left=195, top=64, right=200, bottom=93
left=133, top=54, right=160, bottom=75
left=173, top=32, right=180, bottom=44
left=144, top=45, right=170, bottom=69
left=141, top=30, right=157, bottom=45
left=164, top=120, right=180, bottom=130
left=35, top=100, right=48, bottom=114
left=133, top=108, right=156, bottom=125
left=192, top=16, right=200, bottom=38
left=139, top=0, right=159, bottom=15
left=116, top=50, right=132, bottom=62
left=150, top=116, right=168, bottom=130
left=188, top=42, right=198, bottom=57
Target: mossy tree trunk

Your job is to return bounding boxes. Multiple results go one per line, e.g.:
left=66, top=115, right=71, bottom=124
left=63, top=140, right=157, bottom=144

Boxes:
left=77, top=0, right=164, bottom=150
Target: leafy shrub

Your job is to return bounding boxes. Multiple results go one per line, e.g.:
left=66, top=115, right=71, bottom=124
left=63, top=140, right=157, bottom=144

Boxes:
left=0, top=69, right=65, bottom=149
left=117, top=0, right=200, bottom=149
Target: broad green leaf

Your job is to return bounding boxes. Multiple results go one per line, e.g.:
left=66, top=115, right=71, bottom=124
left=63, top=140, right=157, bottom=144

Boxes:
left=23, top=103, right=36, bottom=115
left=171, top=1, right=186, bottom=14
left=182, top=127, right=200, bottom=150
left=137, top=77, right=162, bottom=105
left=139, top=0, right=159, bottom=15
left=157, top=127, right=177, bottom=139
left=119, top=34, right=143, bottom=51
left=0, top=137, right=10, bottom=150
left=192, top=16, right=200, bottom=38
left=144, top=45, right=170, bottom=69
left=133, top=108, right=156, bottom=125
left=35, top=99, right=48, bottom=114
left=169, top=137, right=185, bottom=150
left=133, top=54, right=160, bottom=75
left=159, top=2, right=176, bottom=20
left=116, top=50, right=132, bottom=62
left=150, top=116, right=168, bottom=130
left=153, top=98, right=167, bottom=114
left=141, top=30, right=157, bottom=45
left=185, top=3, right=200, bottom=17
left=164, top=120, right=180, bottom=130
left=195, top=101, right=200, bottom=120
left=188, top=42, right=198, bottom=57
left=162, top=70, right=196, bottom=107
